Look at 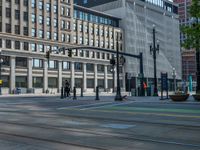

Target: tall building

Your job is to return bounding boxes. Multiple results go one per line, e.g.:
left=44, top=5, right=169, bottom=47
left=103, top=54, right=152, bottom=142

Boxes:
left=0, top=0, right=123, bottom=94
left=74, top=0, right=181, bottom=90
left=174, top=0, right=196, bottom=84
left=174, top=0, right=192, bottom=44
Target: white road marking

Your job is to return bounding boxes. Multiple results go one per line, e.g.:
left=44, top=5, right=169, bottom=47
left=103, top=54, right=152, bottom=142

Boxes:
left=57, top=101, right=114, bottom=110
left=80, top=101, right=134, bottom=110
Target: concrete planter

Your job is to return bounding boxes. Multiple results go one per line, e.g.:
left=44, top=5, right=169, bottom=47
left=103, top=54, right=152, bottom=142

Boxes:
left=169, top=94, right=189, bottom=102
left=193, top=95, right=200, bottom=101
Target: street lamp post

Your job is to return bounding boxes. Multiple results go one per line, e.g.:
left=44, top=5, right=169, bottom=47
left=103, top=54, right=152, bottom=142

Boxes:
left=0, top=49, right=3, bottom=95
left=115, top=33, right=122, bottom=101
left=172, top=67, right=176, bottom=93
left=150, top=25, right=159, bottom=96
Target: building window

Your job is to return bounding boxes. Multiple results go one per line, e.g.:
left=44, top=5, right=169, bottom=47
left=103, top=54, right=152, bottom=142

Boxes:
left=16, top=76, right=27, bottom=88
left=31, top=0, right=36, bottom=8
left=39, top=15, right=43, bottom=24
left=23, top=12, right=28, bottom=21
left=15, top=25, right=20, bottom=34
left=48, top=77, right=58, bottom=88
left=39, top=30, right=44, bottom=38
left=6, top=8, right=11, bottom=18
left=32, top=59, right=43, bottom=68
left=15, top=10, right=20, bottom=20
left=49, top=60, right=58, bottom=69
left=1, top=56, right=10, bottom=66
left=61, top=6, right=64, bottom=15
left=75, top=78, right=83, bottom=88
left=61, top=33, right=65, bottom=42
left=15, top=41, right=20, bottom=50
left=0, top=39, right=2, bottom=48
left=23, top=27, right=28, bottom=36
left=32, top=14, right=36, bottom=23
left=53, top=5, right=57, bottom=13
left=46, top=3, right=51, bottom=12
left=24, top=42, right=29, bottom=51
left=33, top=77, right=43, bottom=88
left=54, top=19, right=58, bottom=27
left=53, top=32, right=58, bottom=40
left=46, top=31, right=51, bottom=39
left=46, top=17, right=51, bottom=26
left=16, top=57, right=27, bottom=67
left=87, top=79, right=94, bottom=88
left=62, top=61, right=70, bottom=70
left=31, top=28, right=36, bottom=37
left=6, top=24, right=11, bottom=33
left=75, top=62, right=83, bottom=71
left=31, top=43, right=36, bottom=52
left=66, top=8, right=70, bottom=16
left=38, top=1, right=43, bottom=10
left=98, top=79, right=104, bottom=89
left=6, top=40, right=11, bottom=49
left=23, top=0, right=28, bottom=6
left=86, top=63, right=94, bottom=72
left=97, top=64, right=104, bottom=73
left=38, top=44, right=44, bottom=52
left=61, top=20, right=65, bottom=29
left=66, top=21, right=70, bottom=30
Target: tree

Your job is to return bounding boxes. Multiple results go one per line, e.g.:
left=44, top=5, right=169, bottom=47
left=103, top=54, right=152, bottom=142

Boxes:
left=181, top=0, right=200, bottom=93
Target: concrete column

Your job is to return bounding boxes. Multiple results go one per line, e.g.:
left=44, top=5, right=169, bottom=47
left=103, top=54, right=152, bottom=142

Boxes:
left=43, top=60, right=48, bottom=93
left=94, top=64, right=98, bottom=91
left=10, top=56, right=16, bottom=93
left=71, top=62, right=75, bottom=88
left=83, top=63, right=87, bottom=91
left=104, top=65, right=108, bottom=91
left=58, top=61, right=62, bottom=93
left=28, top=58, right=33, bottom=89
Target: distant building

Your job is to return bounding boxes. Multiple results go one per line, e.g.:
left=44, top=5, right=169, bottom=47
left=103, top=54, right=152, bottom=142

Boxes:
left=182, top=50, right=196, bottom=82
left=0, top=0, right=124, bottom=94
left=75, top=0, right=181, bottom=91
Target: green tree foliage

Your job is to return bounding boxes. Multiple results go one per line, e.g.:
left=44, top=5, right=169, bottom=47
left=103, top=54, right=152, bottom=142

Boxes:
left=181, top=0, right=200, bottom=49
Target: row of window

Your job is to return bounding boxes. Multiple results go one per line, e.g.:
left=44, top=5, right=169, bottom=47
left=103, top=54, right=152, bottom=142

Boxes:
left=1, top=76, right=119, bottom=89
left=0, top=55, right=123, bottom=72
left=74, top=9, right=119, bottom=27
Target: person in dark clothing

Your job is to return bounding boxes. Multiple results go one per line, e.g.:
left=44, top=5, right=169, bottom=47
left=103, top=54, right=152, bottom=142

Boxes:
left=65, top=80, right=70, bottom=97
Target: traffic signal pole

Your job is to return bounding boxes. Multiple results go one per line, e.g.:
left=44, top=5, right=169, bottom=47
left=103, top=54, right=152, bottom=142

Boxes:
left=51, top=46, right=144, bottom=99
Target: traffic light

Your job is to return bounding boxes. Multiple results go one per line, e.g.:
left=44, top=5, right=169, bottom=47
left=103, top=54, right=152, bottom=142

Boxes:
left=110, top=59, right=115, bottom=66
left=46, top=51, right=50, bottom=60
left=68, top=49, right=72, bottom=57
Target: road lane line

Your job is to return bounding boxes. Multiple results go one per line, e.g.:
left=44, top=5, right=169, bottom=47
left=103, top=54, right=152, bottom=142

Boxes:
left=57, top=102, right=114, bottom=110
left=80, top=101, right=135, bottom=110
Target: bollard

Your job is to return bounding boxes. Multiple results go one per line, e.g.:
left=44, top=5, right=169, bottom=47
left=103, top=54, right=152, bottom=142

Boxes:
left=81, top=87, right=83, bottom=97
left=95, top=86, right=100, bottom=100
left=60, top=87, right=64, bottom=99
left=73, top=86, right=77, bottom=100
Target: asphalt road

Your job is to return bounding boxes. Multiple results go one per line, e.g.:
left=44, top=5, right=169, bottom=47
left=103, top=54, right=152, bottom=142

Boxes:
left=0, top=96, right=200, bottom=150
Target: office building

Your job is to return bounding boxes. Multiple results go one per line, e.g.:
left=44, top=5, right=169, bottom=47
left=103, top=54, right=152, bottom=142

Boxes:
left=0, top=0, right=123, bottom=94
left=74, top=0, right=182, bottom=90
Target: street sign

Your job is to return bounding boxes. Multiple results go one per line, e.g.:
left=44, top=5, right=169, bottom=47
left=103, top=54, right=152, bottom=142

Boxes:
left=0, top=80, right=3, bottom=85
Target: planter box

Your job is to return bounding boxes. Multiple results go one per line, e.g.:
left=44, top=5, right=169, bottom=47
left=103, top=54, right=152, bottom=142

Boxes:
left=193, top=95, right=200, bottom=101
left=169, top=94, right=189, bottom=102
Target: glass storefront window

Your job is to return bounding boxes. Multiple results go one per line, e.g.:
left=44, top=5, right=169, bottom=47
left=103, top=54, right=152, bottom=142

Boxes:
left=33, top=77, right=43, bottom=88
left=16, top=76, right=27, bottom=88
